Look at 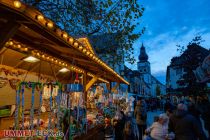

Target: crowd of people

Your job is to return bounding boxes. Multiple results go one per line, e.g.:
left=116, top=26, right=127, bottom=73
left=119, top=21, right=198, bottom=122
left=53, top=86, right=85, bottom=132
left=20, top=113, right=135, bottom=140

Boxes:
left=104, top=94, right=210, bottom=140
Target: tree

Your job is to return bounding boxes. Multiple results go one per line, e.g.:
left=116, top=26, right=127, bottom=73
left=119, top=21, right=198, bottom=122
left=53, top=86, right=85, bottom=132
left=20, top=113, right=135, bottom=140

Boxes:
left=22, top=0, right=145, bottom=65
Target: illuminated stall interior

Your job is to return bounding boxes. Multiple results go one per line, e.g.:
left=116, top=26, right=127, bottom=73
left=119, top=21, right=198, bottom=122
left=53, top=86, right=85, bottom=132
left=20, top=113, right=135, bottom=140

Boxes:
left=0, top=0, right=129, bottom=133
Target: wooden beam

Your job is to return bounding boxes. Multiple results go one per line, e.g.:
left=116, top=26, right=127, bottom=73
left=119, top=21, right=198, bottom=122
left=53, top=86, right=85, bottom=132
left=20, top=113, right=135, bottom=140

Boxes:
left=14, top=60, right=24, bottom=68
left=105, top=82, right=111, bottom=91
left=85, top=73, right=103, bottom=92
left=0, top=21, right=20, bottom=50
left=111, top=82, right=120, bottom=93
left=83, top=72, right=87, bottom=106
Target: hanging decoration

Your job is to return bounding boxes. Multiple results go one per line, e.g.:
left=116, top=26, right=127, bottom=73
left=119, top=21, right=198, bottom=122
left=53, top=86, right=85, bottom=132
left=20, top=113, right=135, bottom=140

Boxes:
left=21, top=83, right=25, bottom=130
left=29, top=82, right=36, bottom=130
left=56, top=83, right=62, bottom=131
left=0, top=77, right=8, bottom=88
left=37, top=83, right=43, bottom=129
left=9, top=78, right=20, bottom=90
left=14, top=84, right=21, bottom=130
left=48, top=83, right=53, bottom=130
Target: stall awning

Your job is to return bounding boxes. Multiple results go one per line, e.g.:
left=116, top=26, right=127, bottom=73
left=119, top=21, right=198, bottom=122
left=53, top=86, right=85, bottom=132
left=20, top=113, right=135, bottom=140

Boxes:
left=0, top=0, right=129, bottom=85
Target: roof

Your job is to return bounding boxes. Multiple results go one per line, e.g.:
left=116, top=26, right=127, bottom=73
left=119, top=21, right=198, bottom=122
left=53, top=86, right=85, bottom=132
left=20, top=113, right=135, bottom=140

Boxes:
left=169, top=43, right=209, bottom=67
left=0, top=0, right=129, bottom=85
left=77, top=37, right=96, bottom=55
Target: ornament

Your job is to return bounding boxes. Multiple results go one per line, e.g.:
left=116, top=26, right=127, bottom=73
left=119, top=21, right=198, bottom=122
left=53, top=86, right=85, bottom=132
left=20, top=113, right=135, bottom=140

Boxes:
left=14, top=86, right=21, bottom=130
left=9, top=79, right=20, bottom=90
left=0, top=77, right=8, bottom=88
left=37, top=86, right=43, bottom=129
left=21, top=84, right=25, bottom=130
left=29, top=83, right=35, bottom=130
left=41, top=106, right=46, bottom=113
left=2, top=68, right=9, bottom=76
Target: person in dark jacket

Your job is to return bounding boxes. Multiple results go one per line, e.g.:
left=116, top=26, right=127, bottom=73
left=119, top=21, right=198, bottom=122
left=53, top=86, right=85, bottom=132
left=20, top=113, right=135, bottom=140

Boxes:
left=113, top=111, right=126, bottom=140
left=124, top=112, right=139, bottom=140
left=134, top=100, right=147, bottom=140
left=169, top=103, right=207, bottom=140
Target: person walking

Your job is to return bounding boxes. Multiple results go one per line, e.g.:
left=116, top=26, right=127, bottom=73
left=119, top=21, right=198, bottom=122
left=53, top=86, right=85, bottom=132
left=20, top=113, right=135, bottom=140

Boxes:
left=134, top=100, right=147, bottom=140
left=113, top=110, right=126, bottom=140
left=145, top=113, right=174, bottom=140
left=169, top=103, right=207, bottom=140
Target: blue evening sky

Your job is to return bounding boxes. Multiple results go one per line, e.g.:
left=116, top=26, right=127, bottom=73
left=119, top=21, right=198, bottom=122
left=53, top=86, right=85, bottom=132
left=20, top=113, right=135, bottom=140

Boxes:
left=125, top=0, right=210, bottom=84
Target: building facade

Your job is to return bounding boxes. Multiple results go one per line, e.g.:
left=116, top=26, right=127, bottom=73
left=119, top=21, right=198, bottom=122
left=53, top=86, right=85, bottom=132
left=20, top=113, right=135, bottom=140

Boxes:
left=166, top=43, right=210, bottom=95
left=124, top=43, right=166, bottom=97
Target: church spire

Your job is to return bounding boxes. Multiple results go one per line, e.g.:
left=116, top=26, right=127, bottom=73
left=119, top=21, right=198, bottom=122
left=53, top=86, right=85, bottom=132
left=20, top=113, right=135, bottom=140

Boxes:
left=139, top=43, right=148, bottom=62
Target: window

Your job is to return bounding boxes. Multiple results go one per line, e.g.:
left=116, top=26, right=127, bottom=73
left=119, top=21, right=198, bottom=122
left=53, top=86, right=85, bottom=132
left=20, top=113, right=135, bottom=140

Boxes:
left=176, top=68, right=182, bottom=75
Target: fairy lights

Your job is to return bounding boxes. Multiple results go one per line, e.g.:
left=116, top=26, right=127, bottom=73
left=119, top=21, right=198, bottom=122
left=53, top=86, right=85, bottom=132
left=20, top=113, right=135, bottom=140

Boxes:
left=13, top=0, right=21, bottom=8
left=46, top=22, right=53, bottom=28
left=1, top=0, right=129, bottom=84
left=36, top=15, right=44, bottom=21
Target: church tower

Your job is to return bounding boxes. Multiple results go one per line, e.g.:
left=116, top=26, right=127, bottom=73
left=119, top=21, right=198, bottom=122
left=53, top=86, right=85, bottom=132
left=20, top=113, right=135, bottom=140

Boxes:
left=137, top=43, right=151, bottom=84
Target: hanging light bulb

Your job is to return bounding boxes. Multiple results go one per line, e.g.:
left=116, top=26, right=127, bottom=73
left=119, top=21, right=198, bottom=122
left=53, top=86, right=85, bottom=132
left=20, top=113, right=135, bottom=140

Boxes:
left=36, top=15, right=44, bottom=21
left=9, top=41, right=13, bottom=46
left=46, top=22, right=53, bottom=28
left=89, top=53, right=93, bottom=57
left=79, top=46, right=83, bottom=50
left=82, top=48, right=87, bottom=53
left=74, top=42, right=79, bottom=47
left=62, top=33, right=68, bottom=39
left=17, top=44, right=21, bottom=48
left=14, top=0, right=22, bottom=8
left=86, top=51, right=90, bottom=55
left=69, top=38, right=74, bottom=44
left=24, top=48, right=28, bottom=51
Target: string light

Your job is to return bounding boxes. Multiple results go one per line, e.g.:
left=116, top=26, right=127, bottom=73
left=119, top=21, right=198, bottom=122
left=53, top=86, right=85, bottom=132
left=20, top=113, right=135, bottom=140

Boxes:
left=14, top=0, right=22, bottom=8
left=24, top=48, right=28, bottom=51
left=74, top=42, right=79, bottom=47
left=79, top=46, right=83, bottom=50
left=36, top=15, right=44, bottom=21
left=17, top=44, right=21, bottom=48
left=46, top=22, right=53, bottom=28
left=62, top=33, right=68, bottom=39
left=82, top=48, right=87, bottom=53
left=69, top=38, right=74, bottom=44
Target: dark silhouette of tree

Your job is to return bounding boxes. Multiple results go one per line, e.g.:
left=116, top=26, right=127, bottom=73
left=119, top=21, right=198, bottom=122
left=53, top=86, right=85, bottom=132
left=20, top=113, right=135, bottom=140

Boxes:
left=22, top=0, right=145, bottom=65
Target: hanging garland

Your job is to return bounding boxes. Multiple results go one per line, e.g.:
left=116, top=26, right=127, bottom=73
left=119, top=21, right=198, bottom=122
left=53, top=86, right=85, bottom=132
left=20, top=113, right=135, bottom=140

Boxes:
left=29, top=82, right=36, bottom=130
left=48, top=83, right=53, bottom=130
left=21, top=83, right=25, bottom=130
left=14, top=84, right=21, bottom=130
left=56, top=83, right=62, bottom=131
left=37, top=83, right=43, bottom=129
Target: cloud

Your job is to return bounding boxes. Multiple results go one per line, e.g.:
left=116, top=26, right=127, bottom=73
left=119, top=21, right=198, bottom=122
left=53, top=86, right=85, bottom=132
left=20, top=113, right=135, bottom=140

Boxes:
left=125, top=27, right=210, bottom=84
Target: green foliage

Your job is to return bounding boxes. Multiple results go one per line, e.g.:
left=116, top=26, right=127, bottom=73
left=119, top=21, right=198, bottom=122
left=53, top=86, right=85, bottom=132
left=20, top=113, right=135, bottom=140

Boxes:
left=22, top=0, right=145, bottom=65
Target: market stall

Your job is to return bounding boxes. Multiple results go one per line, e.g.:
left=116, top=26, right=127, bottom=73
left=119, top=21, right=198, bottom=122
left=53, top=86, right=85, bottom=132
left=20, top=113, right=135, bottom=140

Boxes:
left=0, top=0, right=129, bottom=139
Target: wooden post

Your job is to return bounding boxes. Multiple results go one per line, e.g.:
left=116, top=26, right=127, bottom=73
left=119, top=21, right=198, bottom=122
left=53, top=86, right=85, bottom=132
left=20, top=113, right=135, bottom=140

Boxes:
left=0, top=21, right=20, bottom=50
left=83, top=71, right=87, bottom=105
left=85, top=73, right=103, bottom=92
left=111, top=82, right=120, bottom=94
